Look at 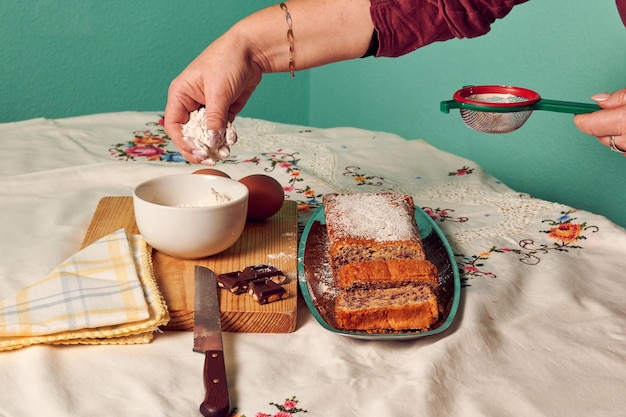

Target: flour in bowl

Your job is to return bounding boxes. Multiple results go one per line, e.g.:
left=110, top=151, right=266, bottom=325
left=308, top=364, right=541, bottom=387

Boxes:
left=175, top=188, right=231, bottom=208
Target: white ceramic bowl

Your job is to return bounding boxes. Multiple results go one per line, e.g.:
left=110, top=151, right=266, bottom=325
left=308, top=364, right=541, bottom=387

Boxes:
left=133, top=174, right=249, bottom=259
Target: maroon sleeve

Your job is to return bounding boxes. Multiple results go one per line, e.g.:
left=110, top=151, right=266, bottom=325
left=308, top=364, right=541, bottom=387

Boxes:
left=370, top=0, right=530, bottom=57
left=618, top=0, right=626, bottom=26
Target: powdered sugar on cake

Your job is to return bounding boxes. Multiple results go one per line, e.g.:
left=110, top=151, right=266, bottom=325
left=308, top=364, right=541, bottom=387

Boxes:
left=325, top=193, right=418, bottom=242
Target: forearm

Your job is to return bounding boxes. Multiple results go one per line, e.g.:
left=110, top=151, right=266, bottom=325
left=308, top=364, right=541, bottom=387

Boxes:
left=228, top=0, right=374, bottom=73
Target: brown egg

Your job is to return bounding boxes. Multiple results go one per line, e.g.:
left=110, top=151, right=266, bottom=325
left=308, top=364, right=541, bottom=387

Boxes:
left=239, top=174, right=285, bottom=221
left=192, top=168, right=231, bottom=178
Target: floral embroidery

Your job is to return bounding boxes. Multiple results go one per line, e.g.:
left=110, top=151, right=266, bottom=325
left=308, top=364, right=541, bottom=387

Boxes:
left=422, top=207, right=468, bottom=223
left=343, top=166, right=384, bottom=186
left=109, top=116, right=188, bottom=163
left=456, top=209, right=598, bottom=280
left=448, top=166, right=474, bottom=176
left=256, top=150, right=323, bottom=206
left=542, top=212, right=591, bottom=243
left=230, top=396, right=308, bottom=417
left=264, top=151, right=302, bottom=186
left=241, top=156, right=262, bottom=165
left=297, top=185, right=324, bottom=206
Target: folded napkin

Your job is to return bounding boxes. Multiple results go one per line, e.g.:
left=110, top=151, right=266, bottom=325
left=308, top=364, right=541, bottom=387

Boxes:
left=0, top=229, right=169, bottom=351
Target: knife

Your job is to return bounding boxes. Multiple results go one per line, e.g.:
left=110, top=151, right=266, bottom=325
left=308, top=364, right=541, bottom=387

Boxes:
left=194, top=265, right=230, bottom=417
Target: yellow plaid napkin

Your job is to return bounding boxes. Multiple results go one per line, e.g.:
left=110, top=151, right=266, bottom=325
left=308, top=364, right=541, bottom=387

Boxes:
left=0, top=229, right=169, bottom=351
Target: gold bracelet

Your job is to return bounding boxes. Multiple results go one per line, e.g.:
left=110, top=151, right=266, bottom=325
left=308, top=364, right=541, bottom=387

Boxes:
left=279, top=2, right=295, bottom=77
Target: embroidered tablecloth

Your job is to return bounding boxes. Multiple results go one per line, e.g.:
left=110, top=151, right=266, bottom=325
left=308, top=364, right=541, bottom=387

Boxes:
left=0, top=112, right=624, bottom=417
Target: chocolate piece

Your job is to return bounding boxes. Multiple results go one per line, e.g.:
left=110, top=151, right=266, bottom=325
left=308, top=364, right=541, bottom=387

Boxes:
left=216, top=271, right=256, bottom=294
left=248, top=279, right=288, bottom=305
left=242, top=264, right=287, bottom=284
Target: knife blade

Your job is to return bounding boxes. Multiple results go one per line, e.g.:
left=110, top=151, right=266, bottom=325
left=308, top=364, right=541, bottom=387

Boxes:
left=194, top=265, right=230, bottom=417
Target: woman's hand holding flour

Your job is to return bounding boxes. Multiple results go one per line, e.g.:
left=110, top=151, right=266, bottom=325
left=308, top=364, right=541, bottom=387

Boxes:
left=164, top=0, right=374, bottom=164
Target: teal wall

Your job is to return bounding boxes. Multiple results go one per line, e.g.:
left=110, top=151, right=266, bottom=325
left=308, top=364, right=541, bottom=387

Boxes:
left=2, top=1, right=626, bottom=228
left=0, top=0, right=309, bottom=125
left=310, top=1, right=626, bottom=228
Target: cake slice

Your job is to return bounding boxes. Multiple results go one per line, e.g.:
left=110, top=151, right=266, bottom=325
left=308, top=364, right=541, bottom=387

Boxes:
left=334, top=283, right=439, bottom=332
left=335, top=259, right=439, bottom=289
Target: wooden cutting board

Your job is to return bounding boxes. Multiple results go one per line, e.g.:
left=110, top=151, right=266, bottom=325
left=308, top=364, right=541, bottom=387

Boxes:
left=81, top=196, right=298, bottom=333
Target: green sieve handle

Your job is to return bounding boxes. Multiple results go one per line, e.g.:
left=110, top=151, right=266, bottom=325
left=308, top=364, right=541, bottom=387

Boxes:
left=440, top=100, right=460, bottom=113
left=531, top=99, right=600, bottom=114
left=439, top=100, right=463, bottom=113
left=440, top=99, right=600, bottom=114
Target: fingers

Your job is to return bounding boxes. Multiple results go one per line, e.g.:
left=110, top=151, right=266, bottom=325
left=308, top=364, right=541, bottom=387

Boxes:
left=163, top=70, right=235, bottom=165
left=597, top=134, right=626, bottom=156
left=164, top=74, right=206, bottom=138
left=164, top=78, right=205, bottom=162
left=573, top=106, right=623, bottom=137
left=165, top=95, right=236, bottom=165
left=179, top=108, right=238, bottom=165
left=573, top=88, right=626, bottom=155
left=591, top=88, right=626, bottom=110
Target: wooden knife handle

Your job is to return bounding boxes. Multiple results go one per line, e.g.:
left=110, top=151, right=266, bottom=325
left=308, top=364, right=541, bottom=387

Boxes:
left=199, top=350, right=230, bottom=417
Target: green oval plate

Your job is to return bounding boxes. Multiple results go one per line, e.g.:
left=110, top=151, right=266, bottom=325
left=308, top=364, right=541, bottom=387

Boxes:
left=297, top=204, right=461, bottom=339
